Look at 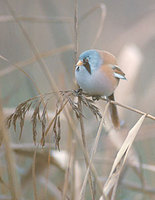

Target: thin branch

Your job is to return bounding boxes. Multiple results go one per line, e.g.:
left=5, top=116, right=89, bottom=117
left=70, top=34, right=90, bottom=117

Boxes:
left=100, top=96, right=155, bottom=121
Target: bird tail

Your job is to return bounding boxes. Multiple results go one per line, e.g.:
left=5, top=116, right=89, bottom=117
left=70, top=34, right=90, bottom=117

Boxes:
left=108, top=93, right=120, bottom=128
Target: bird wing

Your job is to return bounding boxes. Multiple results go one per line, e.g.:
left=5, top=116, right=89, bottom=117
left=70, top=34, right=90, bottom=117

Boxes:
left=97, top=50, right=126, bottom=80
left=98, top=50, right=117, bottom=65
left=112, top=65, right=126, bottom=80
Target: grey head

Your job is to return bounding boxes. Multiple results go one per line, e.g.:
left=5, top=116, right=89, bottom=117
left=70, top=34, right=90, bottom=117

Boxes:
left=75, top=49, right=104, bottom=95
left=76, top=49, right=102, bottom=74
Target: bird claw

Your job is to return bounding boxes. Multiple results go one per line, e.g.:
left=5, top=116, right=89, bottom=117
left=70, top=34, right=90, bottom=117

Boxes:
left=74, top=88, right=83, bottom=96
left=92, top=95, right=100, bottom=101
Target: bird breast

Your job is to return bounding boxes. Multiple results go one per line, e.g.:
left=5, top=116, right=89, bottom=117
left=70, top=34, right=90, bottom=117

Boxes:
left=75, top=65, right=119, bottom=97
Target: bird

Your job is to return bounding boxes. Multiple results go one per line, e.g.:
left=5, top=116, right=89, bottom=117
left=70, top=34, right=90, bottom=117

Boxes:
left=75, top=49, right=126, bottom=128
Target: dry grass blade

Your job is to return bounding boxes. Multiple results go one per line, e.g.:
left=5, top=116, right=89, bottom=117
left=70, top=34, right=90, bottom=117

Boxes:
left=19, top=102, right=32, bottom=140
left=6, top=91, right=68, bottom=147
left=0, top=176, right=9, bottom=189
left=0, top=15, right=72, bottom=23
left=57, top=116, right=61, bottom=148
left=39, top=177, right=62, bottom=200
left=0, top=100, right=21, bottom=199
left=91, top=4, right=106, bottom=48
left=82, top=98, right=102, bottom=119
left=32, top=149, right=38, bottom=200
left=7, top=96, right=40, bottom=130
left=40, top=103, right=47, bottom=146
left=0, top=44, right=73, bottom=78
left=53, top=111, right=60, bottom=150
left=100, top=114, right=146, bottom=199
left=0, top=54, right=8, bottom=61
left=7, top=89, right=153, bottom=152
left=67, top=97, right=81, bottom=118
left=79, top=3, right=104, bottom=23
left=45, top=96, right=69, bottom=148
left=7, top=93, right=50, bottom=145
left=64, top=101, right=104, bottom=195
left=77, top=91, right=102, bottom=119
left=77, top=95, right=95, bottom=200
left=122, top=180, right=155, bottom=195
left=80, top=102, right=110, bottom=200
left=62, top=140, right=76, bottom=200
left=31, top=101, right=42, bottom=144
left=42, top=90, right=102, bottom=139
left=5, top=0, right=60, bottom=96
left=74, top=0, right=79, bottom=63
left=4, top=107, right=57, bottom=121
left=7, top=95, right=48, bottom=143
left=0, top=55, right=44, bottom=101
left=7, top=100, right=33, bottom=136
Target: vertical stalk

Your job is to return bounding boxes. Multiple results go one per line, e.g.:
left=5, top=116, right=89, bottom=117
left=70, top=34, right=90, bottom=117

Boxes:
left=0, top=99, right=21, bottom=199
left=74, top=0, right=79, bottom=64
left=78, top=97, right=95, bottom=200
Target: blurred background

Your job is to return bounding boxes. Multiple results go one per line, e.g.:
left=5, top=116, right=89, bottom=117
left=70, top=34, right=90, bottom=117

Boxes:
left=0, top=0, right=155, bottom=200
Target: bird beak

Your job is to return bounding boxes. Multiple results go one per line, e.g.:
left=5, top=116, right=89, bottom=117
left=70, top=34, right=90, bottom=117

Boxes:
left=76, top=60, right=83, bottom=66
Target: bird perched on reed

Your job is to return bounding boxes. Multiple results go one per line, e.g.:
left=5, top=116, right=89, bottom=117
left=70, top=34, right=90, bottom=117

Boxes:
left=75, top=49, right=126, bottom=128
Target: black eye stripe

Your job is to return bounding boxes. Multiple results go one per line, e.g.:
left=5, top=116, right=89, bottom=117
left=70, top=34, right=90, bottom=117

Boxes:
left=83, top=59, right=91, bottom=74
left=76, top=66, right=80, bottom=71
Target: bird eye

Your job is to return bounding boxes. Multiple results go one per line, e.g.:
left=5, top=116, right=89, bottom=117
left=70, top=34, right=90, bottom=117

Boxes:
left=83, top=58, right=88, bottom=63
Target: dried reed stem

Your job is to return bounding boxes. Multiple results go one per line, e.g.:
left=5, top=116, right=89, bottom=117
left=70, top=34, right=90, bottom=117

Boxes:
left=62, top=140, right=75, bottom=200
left=101, top=115, right=146, bottom=199
left=74, top=0, right=78, bottom=63
left=0, top=15, right=72, bottom=23
left=78, top=97, right=95, bottom=200
left=0, top=44, right=73, bottom=78
left=32, top=149, right=38, bottom=200
left=100, top=97, right=155, bottom=121
left=91, top=4, right=106, bottom=48
left=5, top=0, right=59, bottom=95
left=0, top=100, right=21, bottom=199
left=80, top=102, right=110, bottom=200
left=64, top=106, right=103, bottom=195
left=39, top=177, right=62, bottom=200
left=45, top=99, right=68, bottom=136
left=0, top=56, right=44, bottom=102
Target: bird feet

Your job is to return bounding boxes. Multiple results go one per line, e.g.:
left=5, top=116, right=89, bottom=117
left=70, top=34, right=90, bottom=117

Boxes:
left=74, top=88, right=83, bottom=96
left=92, top=95, right=101, bottom=101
